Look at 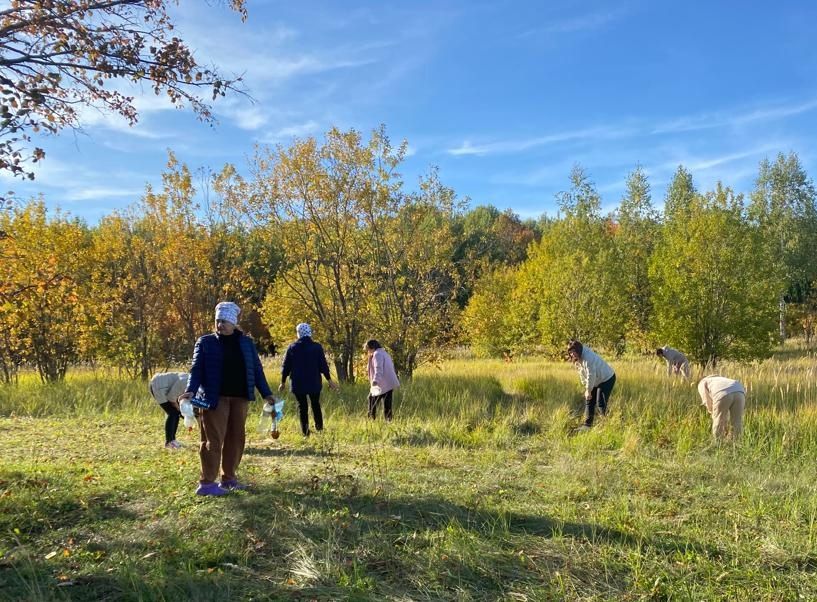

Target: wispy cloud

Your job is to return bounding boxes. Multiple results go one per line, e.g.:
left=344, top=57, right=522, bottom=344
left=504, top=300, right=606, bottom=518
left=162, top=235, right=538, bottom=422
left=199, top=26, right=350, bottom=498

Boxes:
left=78, top=112, right=170, bottom=140
left=221, top=104, right=270, bottom=131
left=519, top=10, right=620, bottom=37
left=183, top=18, right=378, bottom=88
left=446, top=95, right=815, bottom=161
left=64, top=186, right=145, bottom=202
left=651, top=143, right=785, bottom=176
left=652, top=98, right=817, bottom=134
left=72, top=85, right=178, bottom=139
left=261, top=120, right=322, bottom=143
left=6, top=155, right=153, bottom=208
left=447, top=126, right=633, bottom=156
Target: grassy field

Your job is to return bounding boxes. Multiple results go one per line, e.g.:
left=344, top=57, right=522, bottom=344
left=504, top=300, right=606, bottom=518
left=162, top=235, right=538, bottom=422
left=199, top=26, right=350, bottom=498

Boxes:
left=1, top=351, right=817, bottom=601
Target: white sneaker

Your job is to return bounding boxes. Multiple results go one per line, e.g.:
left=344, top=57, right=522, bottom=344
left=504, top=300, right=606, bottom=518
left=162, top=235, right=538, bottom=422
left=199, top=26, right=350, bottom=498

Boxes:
left=165, top=440, right=182, bottom=450
left=575, top=425, right=591, bottom=433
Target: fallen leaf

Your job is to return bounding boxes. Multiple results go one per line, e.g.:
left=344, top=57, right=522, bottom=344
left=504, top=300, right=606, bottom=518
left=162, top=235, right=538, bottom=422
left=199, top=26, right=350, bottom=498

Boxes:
left=141, top=552, right=157, bottom=560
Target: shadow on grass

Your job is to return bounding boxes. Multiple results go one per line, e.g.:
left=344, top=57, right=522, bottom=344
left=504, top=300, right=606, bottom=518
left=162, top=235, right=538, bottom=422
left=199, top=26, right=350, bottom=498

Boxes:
left=3, top=470, right=813, bottom=601
left=243, top=445, right=339, bottom=458
left=248, top=481, right=731, bottom=560
left=0, top=471, right=138, bottom=538
left=221, top=478, right=751, bottom=598
left=0, top=562, right=293, bottom=602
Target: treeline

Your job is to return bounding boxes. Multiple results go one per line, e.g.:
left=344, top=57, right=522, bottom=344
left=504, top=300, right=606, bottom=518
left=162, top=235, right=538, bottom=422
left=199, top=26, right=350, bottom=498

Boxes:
left=0, top=128, right=538, bottom=383
left=464, top=156, right=817, bottom=365
left=1, top=127, right=815, bottom=383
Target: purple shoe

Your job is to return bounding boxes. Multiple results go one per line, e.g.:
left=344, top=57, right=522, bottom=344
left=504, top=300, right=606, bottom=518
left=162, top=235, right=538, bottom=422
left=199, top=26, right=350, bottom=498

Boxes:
left=196, top=482, right=230, bottom=496
left=220, top=479, right=250, bottom=491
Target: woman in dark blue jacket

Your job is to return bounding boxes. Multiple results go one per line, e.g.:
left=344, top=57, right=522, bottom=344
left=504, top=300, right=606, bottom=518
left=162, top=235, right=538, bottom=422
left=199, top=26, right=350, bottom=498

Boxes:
left=180, top=302, right=275, bottom=496
left=279, top=323, right=337, bottom=436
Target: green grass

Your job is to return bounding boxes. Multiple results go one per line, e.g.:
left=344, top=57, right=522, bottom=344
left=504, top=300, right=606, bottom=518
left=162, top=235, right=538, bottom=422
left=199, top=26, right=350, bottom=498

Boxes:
left=1, top=352, right=817, bottom=600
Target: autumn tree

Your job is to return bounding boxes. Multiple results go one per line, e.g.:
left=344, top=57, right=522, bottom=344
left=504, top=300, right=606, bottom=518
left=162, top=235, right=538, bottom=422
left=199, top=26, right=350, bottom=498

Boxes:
left=86, top=154, right=204, bottom=377
left=230, top=126, right=461, bottom=380
left=614, top=166, right=659, bottom=350
left=521, top=166, right=627, bottom=354
left=0, top=205, right=23, bottom=381
left=748, top=152, right=817, bottom=340
left=363, top=170, right=461, bottom=376
left=663, top=165, right=696, bottom=219
left=0, top=0, right=247, bottom=180
left=236, top=128, right=385, bottom=381
left=462, top=267, right=520, bottom=358
left=649, top=184, right=779, bottom=366
left=452, top=205, right=538, bottom=306
left=206, top=164, right=281, bottom=343
left=0, top=200, right=90, bottom=382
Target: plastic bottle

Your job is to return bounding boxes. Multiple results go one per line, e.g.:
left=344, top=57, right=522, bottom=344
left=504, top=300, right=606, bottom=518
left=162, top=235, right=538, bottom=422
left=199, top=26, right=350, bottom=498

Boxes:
left=258, top=398, right=284, bottom=438
left=258, top=401, right=275, bottom=434
left=180, top=399, right=196, bottom=431
left=272, top=399, right=284, bottom=420
left=270, top=399, right=284, bottom=439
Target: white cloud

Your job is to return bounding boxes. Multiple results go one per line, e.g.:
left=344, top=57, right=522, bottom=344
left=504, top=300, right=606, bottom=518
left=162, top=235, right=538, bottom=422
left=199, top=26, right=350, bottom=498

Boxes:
left=78, top=109, right=170, bottom=140
left=179, top=17, right=378, bottom=89
left=652, top=98, right=817, bottom=134
left=651, top=144, right=784, bottom=176
left=5, top=154, right=154, bottom=209
left=225, top=104, right=270, bottom=131
left=447, top=126, right=633, bottom=156
left=519, top=10, right=620, bottom=37
left=63, top=186, right=145, bottom=202
left=260, top=120, right=321, bottom=143
left=71, top=84, right=179, bottom=140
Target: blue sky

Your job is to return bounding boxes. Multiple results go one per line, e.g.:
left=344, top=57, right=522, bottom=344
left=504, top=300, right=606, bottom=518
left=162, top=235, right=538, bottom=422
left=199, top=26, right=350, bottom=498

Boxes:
left=7, top=0, right=817, bottom=222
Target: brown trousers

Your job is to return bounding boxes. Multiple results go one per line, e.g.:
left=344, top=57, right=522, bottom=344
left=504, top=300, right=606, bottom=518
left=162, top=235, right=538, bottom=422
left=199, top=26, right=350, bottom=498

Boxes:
left=199, top=396, right=249, bottom=484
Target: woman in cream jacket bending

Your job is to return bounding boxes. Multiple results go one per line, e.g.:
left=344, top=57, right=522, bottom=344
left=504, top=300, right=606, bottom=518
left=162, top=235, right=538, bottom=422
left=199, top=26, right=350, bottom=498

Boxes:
left=567, top=339, right=616, bottom=431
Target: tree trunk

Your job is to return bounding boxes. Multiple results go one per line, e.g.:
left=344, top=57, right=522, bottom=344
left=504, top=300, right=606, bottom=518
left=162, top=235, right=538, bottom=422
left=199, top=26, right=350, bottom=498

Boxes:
left=402, top=352, right=416, bottom=380
left=779, top=295, right=787, bottom=341
left=333, top=355, right=348, bottom=382
left=140, top=331, right=150, bottom=380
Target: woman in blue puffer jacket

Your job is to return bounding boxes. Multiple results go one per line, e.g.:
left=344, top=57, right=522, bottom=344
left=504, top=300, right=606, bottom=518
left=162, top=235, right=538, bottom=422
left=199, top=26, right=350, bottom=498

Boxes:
left=180, top=301, right=275, bottom=496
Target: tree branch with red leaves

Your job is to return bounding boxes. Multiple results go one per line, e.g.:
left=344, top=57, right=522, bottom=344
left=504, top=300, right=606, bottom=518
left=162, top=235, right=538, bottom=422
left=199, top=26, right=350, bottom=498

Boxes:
left=0, top=0, right=248, bottom=181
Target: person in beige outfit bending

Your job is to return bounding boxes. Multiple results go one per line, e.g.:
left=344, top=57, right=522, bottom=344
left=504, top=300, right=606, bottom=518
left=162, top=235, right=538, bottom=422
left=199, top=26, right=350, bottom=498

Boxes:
left=697, top=376, right=745, bottom=440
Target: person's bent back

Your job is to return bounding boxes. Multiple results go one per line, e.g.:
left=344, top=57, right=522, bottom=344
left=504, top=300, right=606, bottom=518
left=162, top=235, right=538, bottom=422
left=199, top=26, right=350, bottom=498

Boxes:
left=697, top=376, right=745, bottom=440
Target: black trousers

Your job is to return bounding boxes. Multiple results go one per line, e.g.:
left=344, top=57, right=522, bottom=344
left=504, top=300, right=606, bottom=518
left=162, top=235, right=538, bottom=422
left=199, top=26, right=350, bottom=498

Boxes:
left=584, top=373, right=616, bottom=427
left=159, top=401, right=181, bottom=444
left=368, top=390, right=393, bottom=420
left=295, top=392, right=323, bottom=436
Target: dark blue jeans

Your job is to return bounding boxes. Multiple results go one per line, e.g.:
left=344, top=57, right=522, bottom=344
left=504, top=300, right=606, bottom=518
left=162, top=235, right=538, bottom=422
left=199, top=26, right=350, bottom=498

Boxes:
left=584, top=373, right=616, bottom=427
